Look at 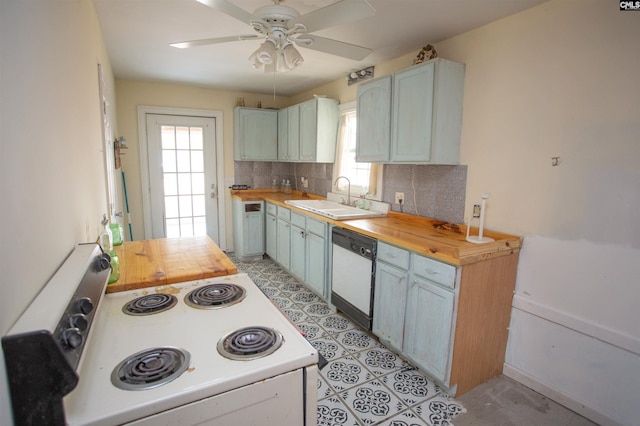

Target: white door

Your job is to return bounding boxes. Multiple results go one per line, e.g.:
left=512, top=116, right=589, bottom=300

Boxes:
left=146, top=114, right=219, bottom=242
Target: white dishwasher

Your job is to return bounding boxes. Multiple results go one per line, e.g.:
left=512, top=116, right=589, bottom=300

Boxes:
left=331, top=227, right=377, bottom=330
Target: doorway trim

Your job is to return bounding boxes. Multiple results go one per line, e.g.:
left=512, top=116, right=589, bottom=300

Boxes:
left=137, top=105, right=227, bottom=250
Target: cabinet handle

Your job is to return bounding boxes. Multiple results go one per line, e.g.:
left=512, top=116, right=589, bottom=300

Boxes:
left=424, top=268, right=437, bottom=275
left=300, top=230, right=306, bottom=238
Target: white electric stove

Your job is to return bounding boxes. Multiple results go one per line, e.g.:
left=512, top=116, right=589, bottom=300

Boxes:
left=3, top=243, right=318, bottom=426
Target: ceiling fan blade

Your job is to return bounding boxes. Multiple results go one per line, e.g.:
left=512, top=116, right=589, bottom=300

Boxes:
left=294, top=35, right=371, bottom=61
left=171, top=34, right=260, bottom=48
left=195, top=0, right=257, bottom=25
left=291, top=0, right=375, bottom=33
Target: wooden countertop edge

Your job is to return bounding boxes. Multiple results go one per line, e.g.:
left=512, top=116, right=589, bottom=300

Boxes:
left=231, top=190, right=522, bottom=266
left=107, top=237, right=238, bottom=293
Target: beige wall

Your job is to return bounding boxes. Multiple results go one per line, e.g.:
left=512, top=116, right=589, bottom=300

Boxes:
left=115, top=80, right=289, bottom=248
left=0, top=0, right=117, bottom=422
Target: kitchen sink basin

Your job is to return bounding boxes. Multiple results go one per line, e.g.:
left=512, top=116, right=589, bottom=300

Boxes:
left=284, top=199, right=387, bottom=220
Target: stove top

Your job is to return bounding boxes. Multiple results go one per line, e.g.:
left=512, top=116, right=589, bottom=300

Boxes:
left=63, top=273, right=318, bottom=425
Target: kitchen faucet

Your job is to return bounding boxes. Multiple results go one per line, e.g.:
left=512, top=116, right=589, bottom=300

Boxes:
left=334, top=176, right=351, bottom=206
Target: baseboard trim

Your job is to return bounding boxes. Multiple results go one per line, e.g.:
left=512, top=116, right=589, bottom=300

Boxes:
left=503, top=363, right=623, bottom=426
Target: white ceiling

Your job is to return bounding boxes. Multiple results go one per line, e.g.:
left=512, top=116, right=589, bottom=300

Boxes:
left=94, top=0, right=547, bottom=97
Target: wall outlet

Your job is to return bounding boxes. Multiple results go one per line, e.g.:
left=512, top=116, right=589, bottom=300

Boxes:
left=395, top=192, right=404, bottom=204
left=301, top=177, right=308, bottom=189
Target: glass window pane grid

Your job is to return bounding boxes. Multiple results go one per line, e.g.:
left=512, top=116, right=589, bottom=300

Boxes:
left=160, top=125, right=207, bottom=237
left=337, top=110, right=371, bottom=193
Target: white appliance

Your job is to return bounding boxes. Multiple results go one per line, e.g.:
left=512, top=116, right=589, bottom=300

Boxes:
left=331, top=227, right=377, bottom=330
left=2, top=243, right=318, bottom=425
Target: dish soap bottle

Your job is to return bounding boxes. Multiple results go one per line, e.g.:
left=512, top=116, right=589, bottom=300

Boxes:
left=99, top=214, right=120, bottom=284
left=359, top=187, right=369, bottom=209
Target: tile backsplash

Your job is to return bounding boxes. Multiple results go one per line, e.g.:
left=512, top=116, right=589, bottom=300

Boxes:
left=234, top=162, right=467, bottom=224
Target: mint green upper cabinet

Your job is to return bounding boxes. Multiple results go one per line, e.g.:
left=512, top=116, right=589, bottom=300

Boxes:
left=298, top=98, right=339, bottom=163
left=356, top=75, right=392, bottom=162
left=233, top=107, right=278, bottom=161
left=278, top=105, right=300, bottom=161
left=356, top=58, right=465, bottom=164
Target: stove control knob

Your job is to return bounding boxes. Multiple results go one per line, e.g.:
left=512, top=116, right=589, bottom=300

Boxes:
left=61, top=327, right=83, bottom=349
left=69, top=313, right=88, bottom=331
left=75, top=297, right=94, bottom=315
left=95, top=253, right=111, bottom=271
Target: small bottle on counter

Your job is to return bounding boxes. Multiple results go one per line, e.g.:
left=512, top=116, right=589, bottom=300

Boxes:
left=99, top=214, right=120, bottom=284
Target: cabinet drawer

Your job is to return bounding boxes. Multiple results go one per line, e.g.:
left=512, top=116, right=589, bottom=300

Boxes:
left=377, top=242, right=410, bottom=270
left=411, top=254, right=456, bottom=289
left=266, top=203, right=277, bottom=216
left=306, top=217, right=326, bottom=237
left=291, top=211, right=306, bottom=228
left=277, top=206, right=291, bottom=221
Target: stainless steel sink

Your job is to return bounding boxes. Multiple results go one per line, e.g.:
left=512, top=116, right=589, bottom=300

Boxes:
left=284, top=199, right=387, bottom=220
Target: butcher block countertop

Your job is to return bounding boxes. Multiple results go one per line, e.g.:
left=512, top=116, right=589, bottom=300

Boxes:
left=232, top=190, right=521, bottom=266
left=108, top=236, right=237, bottom=293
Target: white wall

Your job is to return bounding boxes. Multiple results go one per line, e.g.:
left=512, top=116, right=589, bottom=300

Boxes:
left=0, top=0, right=116, bottom=423
left=434, top=1, right=640, bottom=424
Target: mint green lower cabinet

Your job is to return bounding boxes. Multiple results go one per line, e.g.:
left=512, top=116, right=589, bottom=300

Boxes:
left=404, top=276, right=455, bottom=383
left=265, top=212, right=277, bottom=259
left=306, top=232, right=326, bottom=297
left=232, top=199, right=264, bottom=261
left=372, top=261, right=408, bottom=352
left=276, top=218, right=291, bottom=270
left=290, top=224, right=306, bottom=281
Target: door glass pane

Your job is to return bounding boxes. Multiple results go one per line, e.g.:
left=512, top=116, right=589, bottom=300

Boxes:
left=191, top=151, right=204, bottom=172
left=176, top=127, right=190, bottom=149
left=191, top=173, right=205, bottom=194
left=190, top=128, right=203, bottom=149
left=160, top=125, right=207, bottom=237
left=165, top=196, right=179, bottom=218
left=192, top=195, right=206, bottom=216
left=176, top=150, right=191, bottom=172
left=164, top=173, right=178, bottom=196
left=161, top=126, right=175, bottom=149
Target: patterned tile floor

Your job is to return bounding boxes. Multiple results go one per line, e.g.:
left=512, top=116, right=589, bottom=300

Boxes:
left=227, top=253, right=466, bottom=426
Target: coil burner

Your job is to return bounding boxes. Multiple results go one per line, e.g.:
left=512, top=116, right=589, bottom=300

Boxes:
left=217, top=326, right=283, bottom=360
left=185, top=283, right=246, bottom=309
left=111, top=347, right=191, bottom=391
left=122, top=293, right=178, bottom=316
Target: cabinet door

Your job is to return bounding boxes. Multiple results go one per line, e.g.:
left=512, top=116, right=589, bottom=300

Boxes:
left=391, top=62, right=435, bottom=162
left=298, top=99, right=317, bottom=161
left=276, top=218, right=291, bottom=270
left=356, top=75, right=392, bottom=162
left=286, top=105, right=300, bottom=161
left=306, top=232, right=326, bottom=297
left=277, top=109, right=289, bottom=161
left=233, top=108, right=278, bottom=161
left=404, top=276, right=454, bottom=383
left=372, top=261, right=408, bottom=352
left=265, top=213, right=277, bottom=259
left=244, top=212, right=264, bottom=256
left=290, top=224, right=306, bottom=281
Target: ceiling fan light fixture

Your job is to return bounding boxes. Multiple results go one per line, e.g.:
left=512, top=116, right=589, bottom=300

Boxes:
left=283, top=44, right=304, bottom=70
left=253, top=39, right=277, bottom=64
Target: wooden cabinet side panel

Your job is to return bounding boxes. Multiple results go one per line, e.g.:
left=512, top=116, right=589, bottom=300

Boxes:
left=449, top=251, right=520, bottom=395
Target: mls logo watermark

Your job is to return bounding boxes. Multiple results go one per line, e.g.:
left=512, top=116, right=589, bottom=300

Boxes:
left=620, top=1, right=640, bottom=10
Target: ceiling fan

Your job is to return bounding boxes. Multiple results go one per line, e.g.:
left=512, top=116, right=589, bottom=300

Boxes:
left=171, top=0, right=376, bottom=72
